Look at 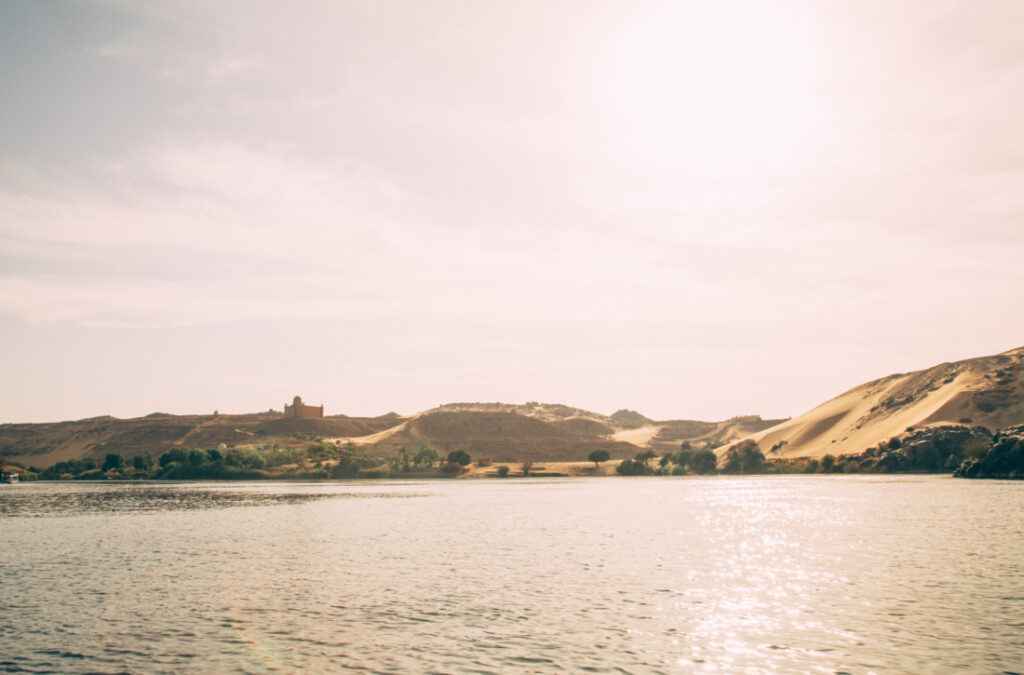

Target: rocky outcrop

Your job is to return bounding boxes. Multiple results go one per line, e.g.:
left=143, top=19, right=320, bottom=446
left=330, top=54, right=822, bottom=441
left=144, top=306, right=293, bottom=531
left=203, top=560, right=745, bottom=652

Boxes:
left=954, top=425, right=1024, bottom=479
left=852, top=425, right=992, bottom=473
left=609, top=409, right=654, bottom=428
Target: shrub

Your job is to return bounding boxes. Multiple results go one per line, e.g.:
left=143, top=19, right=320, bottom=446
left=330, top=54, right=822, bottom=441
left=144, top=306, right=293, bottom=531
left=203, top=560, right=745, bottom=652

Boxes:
left=330, top=457, right=361, bottom=478
left=101, top=453, right=125, bottom=472
left=306, top=442, right=330, bottom=457
left=447, top=450, right=472, bottom=467
left=224, top=448, right=266, bottom=469
left=74, top=469, right=105, bottom=480
left=441, top=462, right=464, bottom=476
left=820, top=454, right=836, bottom=472
left=616, top=458, right=654, bottom=476
left=497, top=465, right=510, bottom=477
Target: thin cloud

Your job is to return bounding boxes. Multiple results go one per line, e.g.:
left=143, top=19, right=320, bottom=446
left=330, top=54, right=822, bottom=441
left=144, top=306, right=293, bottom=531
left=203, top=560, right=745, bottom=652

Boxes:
left=93, top=43, right=138, bottom=59
left=207, top=56, right=257, bottom=83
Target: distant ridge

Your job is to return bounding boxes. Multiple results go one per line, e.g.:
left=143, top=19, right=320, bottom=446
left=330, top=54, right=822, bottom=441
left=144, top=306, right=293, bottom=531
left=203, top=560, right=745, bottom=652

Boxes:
left=0, top=401, right=781, bottom=469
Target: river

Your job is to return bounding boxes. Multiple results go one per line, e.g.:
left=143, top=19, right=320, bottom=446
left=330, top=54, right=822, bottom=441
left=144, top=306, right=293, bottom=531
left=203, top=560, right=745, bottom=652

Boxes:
left=2, top=476, right=1022, bottom=673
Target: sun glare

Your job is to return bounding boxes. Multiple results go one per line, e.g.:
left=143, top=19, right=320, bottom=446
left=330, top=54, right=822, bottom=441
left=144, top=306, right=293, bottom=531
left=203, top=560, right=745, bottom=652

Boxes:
left=615, top=1, right=808, bottom=169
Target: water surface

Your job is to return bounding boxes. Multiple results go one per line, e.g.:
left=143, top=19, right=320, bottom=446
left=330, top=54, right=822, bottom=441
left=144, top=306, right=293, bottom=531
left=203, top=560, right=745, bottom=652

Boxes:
left=2, top=476, right=1022, bottom=673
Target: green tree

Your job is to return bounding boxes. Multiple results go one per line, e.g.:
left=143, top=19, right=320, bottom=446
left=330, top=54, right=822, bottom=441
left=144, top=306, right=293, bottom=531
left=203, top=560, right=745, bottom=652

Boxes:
left=636, top=450, right=656, bottom=464
left=588, top=449, right=610, bottom=468
left=691, top=450, right=717, bottom=474
left=102, top=453, right=125, bottom=472
left=722, top=440, right=766, bottom=474
left=132, top=455, right=152, bottom=471
left=497, top=465, right=510, bottom=477
left=447, top=449, right=472, bottom=466
left=413, top=445, right=439, bottom=467
left=820, top=454, right=836, bottom=472
left=159, top=448, right=189, bottom=467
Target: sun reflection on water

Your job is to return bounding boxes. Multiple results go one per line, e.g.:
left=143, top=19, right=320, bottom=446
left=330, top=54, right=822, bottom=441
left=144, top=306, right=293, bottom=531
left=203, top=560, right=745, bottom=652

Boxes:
left=1, top=477, right=1022, bottom=672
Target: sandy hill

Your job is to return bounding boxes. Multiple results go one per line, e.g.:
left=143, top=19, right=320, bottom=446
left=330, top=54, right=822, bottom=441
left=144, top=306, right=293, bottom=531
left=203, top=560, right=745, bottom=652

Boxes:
left=336, top=402, right=782, bottom=463
left=0, top=412, right=403, bottom=469
left=1, top=400, right=781, bottom=469
left=724, top=346, right=1024, bottom=461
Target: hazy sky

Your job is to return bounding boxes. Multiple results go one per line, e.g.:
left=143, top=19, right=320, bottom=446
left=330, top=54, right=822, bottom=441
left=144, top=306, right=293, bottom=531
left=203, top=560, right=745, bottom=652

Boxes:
left=3, top=0, right=1024, bottom=423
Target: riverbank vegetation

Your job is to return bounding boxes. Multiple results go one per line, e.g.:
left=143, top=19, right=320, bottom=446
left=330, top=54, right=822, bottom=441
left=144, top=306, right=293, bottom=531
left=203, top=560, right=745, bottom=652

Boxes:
left=5, top=423, right=1022, bottom=480
left=2, top=441, right=471, bottom=481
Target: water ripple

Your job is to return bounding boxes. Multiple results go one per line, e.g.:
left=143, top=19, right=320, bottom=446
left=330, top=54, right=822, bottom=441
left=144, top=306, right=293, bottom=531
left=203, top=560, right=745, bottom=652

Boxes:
left=1, top=477, right=1022, bottom=672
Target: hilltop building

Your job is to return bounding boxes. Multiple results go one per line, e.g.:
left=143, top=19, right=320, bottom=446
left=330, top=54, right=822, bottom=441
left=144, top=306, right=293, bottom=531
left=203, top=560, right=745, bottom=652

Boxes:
left=284, top=395, right=324, bottom=419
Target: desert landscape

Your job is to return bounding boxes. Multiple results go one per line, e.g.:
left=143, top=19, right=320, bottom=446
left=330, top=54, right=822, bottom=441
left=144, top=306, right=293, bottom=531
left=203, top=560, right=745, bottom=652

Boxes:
left=4, top=2, right=1024, bottom=671
left=4, top=346, right=1023, bottom=480
left=0, top=401, right=780, bottom=472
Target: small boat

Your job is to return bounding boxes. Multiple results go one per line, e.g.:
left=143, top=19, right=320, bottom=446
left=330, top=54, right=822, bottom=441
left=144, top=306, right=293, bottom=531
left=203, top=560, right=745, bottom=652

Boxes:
left=0, top=471, right=19, bottom=484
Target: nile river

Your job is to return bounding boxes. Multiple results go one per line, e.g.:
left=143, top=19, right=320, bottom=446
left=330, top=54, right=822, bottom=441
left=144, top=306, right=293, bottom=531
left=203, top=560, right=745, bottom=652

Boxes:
left=2, top=476, right=1022, bottom=673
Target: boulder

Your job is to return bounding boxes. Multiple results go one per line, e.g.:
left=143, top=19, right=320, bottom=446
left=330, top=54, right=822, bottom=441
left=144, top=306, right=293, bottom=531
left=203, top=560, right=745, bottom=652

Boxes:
left=955, top=426, right=1024, bottom=479
left=856, top=425, right=992, bottom=473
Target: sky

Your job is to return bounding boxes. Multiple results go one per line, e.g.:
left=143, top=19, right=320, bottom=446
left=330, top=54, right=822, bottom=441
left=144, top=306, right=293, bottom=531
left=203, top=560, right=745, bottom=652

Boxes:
left=2, top=0, right=1024, bottom=423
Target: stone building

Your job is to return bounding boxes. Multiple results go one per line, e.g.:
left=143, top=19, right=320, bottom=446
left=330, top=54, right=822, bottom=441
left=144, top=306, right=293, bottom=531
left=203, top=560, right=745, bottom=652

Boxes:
left=284, top=395, right=324, bottom=419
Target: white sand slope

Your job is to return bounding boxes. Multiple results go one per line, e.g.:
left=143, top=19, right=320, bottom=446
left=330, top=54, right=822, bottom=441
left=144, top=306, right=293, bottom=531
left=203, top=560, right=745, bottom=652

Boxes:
left=723, top=346, right=1024, bottom=460
left=612, top=425, right=664, bottom=447
left=334, top=420, right=411, bottom=446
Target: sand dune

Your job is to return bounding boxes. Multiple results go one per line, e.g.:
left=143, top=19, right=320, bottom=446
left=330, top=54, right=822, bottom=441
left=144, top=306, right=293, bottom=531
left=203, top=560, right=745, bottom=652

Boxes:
left=612, top=425, right=663, bottom=446
left=724, top=346, right=1024, bottom=460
